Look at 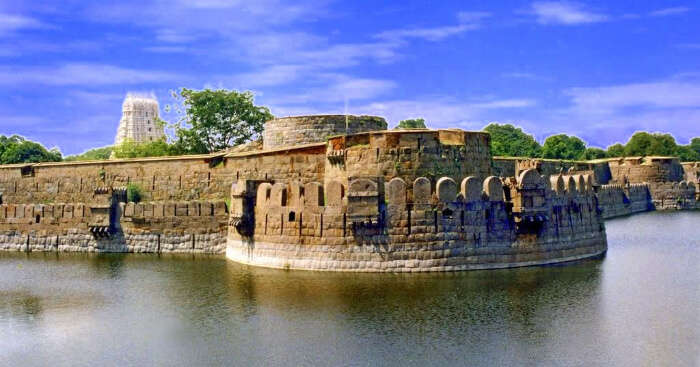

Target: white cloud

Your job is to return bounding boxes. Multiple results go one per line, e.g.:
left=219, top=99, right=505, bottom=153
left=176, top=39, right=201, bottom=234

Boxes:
left=264, top=75, right=397, bottom=105
left=501, top=72, right=539, bottom=79
left=234, top=65, right=307, bottom=87
left=649, top=7, right=690, bottom=17
left=375, top=11, right=490, bottom=42
left=0, top=63, right=181, bottom=85
left=545, top=76, right=700, bottom=146
left=346, top=97, right=535, bottom=129
left=529, top=1, right=607, bottom=25
left=0, top=13, right=45, bottom=35
left=143, top=46, right=189, bottom=53
left=564, top=80, right=700, bottom=113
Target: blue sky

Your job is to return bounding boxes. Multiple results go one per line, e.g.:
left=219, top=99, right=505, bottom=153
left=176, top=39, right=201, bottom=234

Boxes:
left=0, top=1, right=699, bottom=155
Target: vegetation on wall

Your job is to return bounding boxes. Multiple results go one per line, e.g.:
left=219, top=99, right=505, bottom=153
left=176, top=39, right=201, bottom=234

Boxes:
left=126, top=183, right=143, bottom=203
left=0, top=135, right=62, bottom=164
left=394, top=118, right=427, bottom=129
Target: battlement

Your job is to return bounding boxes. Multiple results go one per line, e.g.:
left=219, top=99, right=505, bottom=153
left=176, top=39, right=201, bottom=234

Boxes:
left=226, top=164, right=606, bottom=271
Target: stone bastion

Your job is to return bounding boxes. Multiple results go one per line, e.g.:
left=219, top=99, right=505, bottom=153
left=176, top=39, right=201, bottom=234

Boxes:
left=262, top=115, right=387, bottom=149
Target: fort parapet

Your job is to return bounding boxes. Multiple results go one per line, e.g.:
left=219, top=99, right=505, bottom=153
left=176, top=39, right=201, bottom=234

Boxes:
left=0, top=115, right=697, bottom=271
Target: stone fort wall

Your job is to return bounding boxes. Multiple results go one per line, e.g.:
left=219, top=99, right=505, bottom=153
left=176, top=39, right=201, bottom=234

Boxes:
left=262, top=115, right=387, bottom=150
left=0, top=154, right=231, bottom=204
left=0, top=154, right=234, bottom=253
left=0, top=200, right=228, bottom=253
left=607, top=157, right=698, bottom=210
left=0, top=114, right=697, bottom=267
left=226, top=170, right=607, bottom=272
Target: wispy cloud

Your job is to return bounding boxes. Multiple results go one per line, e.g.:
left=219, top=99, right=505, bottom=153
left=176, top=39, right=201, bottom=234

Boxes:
left=0, top=13, right=46, bottom=36
left=346, top=97, right=535, bottom=129
left=0, top=63, right=181, bottom=86
left=501, top=72, right=540, bottom=80
left=375, top=11, right=490, bottom=42
left=649, top=7, right=690, bottom=17
left=529, top=1, right=607, bottom=25
left=564, top=80, right=700, bottom=112
left=546, top=76, right=700, bottom=146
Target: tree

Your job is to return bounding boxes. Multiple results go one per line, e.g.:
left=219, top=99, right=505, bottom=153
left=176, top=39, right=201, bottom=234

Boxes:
left=689, top=137, right=700, bottom=157
left=169, top=88, right=273, bottom=154
left=483, top=123, right=542, bottom=158
left=624, top=132, right=677, bottom=157
left=395, top=118, right=427, bottom=129
left=0, top=135, right=62, bottom=164
left=606, top=143, right=625, bottom=157
left=674, top=145, right=700, bottom=162
left=542, top=134, right=586, bottom=160
left=64, top=146, right=113, bottom=161
left=581, top=147, right=607, bottom=160
left=111, top=138, right=181, bottom=159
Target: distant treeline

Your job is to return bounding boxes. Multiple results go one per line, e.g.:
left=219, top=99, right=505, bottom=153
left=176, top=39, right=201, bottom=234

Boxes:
left=484, top=124, right=700, bottom=162
left=4, top=118, right=700, bottom=165
left=0, top=135, right=62, bottom=164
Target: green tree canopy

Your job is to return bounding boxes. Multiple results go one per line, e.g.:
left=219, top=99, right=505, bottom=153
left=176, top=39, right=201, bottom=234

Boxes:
left=542, top=134, right=586, bottom=160
left=64, top=146, right=113, bottom=161
left=0, top=135, right=62, bottom=164
left=483, top=123, right=542, bottom=158
left=581, top=147, right=607, bottom=160
left=623, top=132, right=677, bottom=157
left=111, top=138, right=182, bottom=159
left=606, top=143, right=625, bottom=157
left=674, top=145, right=700, bottom=162
left=395, top=118, right=427, bottom=129
left=689, top=138, right=700, bottom=157
left=170, top=88, right=273, bottom=154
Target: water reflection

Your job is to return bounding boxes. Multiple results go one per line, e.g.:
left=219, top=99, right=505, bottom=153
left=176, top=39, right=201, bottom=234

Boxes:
left=0, top=211, right=697, bottom=366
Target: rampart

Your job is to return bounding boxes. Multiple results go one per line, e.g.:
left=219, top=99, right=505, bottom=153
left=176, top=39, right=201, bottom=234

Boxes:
left=0, top=154, right=233, bottom=253
left=607, top=157, right=698, bottom=210
left=227, top=125, right=607, bottom=272
left=0, top=115, right=697, bottom=271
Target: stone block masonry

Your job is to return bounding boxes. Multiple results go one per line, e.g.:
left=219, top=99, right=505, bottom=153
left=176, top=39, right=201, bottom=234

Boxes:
left=0, top=115, right=697, bottom=272
left=0, top=199, right=228, bottom=253
left=227, top=169, right=607, bottom=272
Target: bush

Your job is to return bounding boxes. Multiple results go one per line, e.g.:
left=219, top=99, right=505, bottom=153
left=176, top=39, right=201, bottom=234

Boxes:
left=126, top=183, right=143, bottom=203
left=395, top=118, right=427, bottom=129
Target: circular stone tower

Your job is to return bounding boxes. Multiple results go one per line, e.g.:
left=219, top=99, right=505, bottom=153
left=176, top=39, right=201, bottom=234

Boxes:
left=114, top=94, right=165, bottom=146
left=262, top=115, right=387, bottom=150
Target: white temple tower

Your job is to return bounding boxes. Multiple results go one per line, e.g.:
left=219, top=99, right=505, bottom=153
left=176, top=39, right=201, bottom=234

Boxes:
left=114, top=94, right=165, bottom=145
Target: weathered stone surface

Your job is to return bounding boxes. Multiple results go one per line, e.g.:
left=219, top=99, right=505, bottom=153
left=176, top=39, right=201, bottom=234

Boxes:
left=304, top=182, right=324, bottom=207
left=386, top=178, right=407, bottom=205
left=461, top=177, right=482, bottom=203
left=413, top=177, right=431, bottom=204
left=257, top=183, right=272, bottom=208
left=436, top=177, right=457, bottom=202
left=483, top=176, right=503, bottom=201
left=270, top=183, right=287, bottom=207
left=326, top=180, right=344, bottom=207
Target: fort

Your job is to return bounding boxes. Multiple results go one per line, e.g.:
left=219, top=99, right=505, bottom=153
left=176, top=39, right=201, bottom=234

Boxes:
left=0, top=115, right=697, bottom=271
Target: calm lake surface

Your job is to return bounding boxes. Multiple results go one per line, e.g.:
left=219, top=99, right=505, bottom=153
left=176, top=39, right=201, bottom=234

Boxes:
left=1, top=211, right=698, bottom=366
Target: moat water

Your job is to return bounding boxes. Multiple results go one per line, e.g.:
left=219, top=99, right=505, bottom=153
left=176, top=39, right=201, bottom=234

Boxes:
left=1, top=211, right=698, bottom=366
